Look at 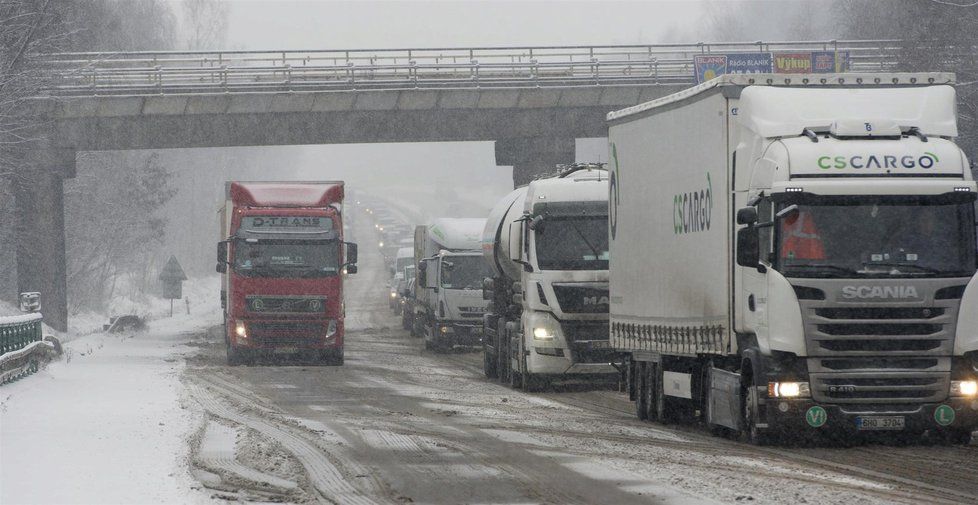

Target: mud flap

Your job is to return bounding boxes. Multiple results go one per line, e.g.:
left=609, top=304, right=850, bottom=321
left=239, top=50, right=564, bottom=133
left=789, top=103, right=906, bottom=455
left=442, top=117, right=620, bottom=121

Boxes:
left=708, top=367, right=742, bottom=431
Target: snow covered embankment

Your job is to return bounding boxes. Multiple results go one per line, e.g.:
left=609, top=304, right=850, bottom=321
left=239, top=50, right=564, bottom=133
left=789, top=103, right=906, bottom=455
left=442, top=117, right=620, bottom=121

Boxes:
left=0, top=277, right=221, bottom=505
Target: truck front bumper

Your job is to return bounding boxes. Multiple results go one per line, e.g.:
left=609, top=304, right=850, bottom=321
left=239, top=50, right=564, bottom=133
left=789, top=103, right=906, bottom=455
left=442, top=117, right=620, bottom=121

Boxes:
left=761, top=396, right=978, bottom=437
left=527, top=345, right=620, bottom=376
left=230, top=318, right=343, bottom=351
left=432, top=321, right=483, bottom=346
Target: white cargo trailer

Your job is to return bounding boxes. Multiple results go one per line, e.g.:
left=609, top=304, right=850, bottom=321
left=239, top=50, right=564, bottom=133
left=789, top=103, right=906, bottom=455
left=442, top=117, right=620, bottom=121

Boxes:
left=608, top=73, right=978, bottom=444
left=481, top=165, right=617, bottom=391
left=414, top=218, right=491, bottom=351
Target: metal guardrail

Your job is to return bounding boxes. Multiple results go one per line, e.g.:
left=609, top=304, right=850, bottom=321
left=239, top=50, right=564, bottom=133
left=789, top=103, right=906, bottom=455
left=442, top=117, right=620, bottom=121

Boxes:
left=37, top=40, right=910, bottom=97
left=0, top=313, right=44, bottom=383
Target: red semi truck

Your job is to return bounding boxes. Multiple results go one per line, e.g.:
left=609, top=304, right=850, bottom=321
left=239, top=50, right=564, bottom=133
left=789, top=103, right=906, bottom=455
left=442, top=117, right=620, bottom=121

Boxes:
left=217, top=182, right=357, bottom=365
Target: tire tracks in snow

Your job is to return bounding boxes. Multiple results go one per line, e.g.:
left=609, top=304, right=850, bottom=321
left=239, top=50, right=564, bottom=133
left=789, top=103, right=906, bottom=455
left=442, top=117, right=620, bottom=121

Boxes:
left=186, top=373, right=391, bottom=505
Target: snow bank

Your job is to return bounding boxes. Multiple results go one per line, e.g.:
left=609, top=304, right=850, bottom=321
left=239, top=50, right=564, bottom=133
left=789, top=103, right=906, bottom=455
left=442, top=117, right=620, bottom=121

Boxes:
left=0, top=277, right=221, bottom=505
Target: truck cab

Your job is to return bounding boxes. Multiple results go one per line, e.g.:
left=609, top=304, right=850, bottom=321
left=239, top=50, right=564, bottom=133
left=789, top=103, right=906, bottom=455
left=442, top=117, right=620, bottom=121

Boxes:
left=733, top=84, right=978, bottom=439
left=217, top=182, right=358, bottom=366
left=419, top=250, right=492, bottom=350
left=483, top=165, right=617, bottom=390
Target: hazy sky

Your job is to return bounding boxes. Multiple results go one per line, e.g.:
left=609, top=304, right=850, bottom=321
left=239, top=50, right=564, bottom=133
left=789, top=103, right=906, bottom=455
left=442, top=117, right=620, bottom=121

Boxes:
left=225, top=1, right=707, bottom=50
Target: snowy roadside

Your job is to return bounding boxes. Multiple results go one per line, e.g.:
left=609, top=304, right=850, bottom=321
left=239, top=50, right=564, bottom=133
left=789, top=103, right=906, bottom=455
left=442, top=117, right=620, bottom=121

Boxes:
left=0, top=277, right=221, bottom=505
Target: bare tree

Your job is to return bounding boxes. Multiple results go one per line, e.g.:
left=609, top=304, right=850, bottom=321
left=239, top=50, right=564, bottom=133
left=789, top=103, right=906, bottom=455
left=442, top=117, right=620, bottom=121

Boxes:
left=181, top=0, right=229, bottom=50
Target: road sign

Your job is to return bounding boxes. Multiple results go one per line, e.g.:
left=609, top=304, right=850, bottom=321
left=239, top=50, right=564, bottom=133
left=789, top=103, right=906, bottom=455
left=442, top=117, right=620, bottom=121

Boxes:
left=159, top=256, right=187, bottom=301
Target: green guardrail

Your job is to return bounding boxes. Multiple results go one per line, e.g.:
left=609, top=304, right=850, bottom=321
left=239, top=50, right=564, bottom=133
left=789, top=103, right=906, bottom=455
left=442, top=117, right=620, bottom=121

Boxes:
left=0, top=314, right=44, bottom=384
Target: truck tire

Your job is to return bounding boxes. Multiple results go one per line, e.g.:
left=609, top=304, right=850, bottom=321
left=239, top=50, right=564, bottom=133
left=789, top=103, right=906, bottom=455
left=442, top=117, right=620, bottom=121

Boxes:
left=496, top=318, right=509, bottom=383
left=634, top=361, right=649, bottom=420
left=226, top=343, right=245, bottom=366
left=741, top=369, right=775, bottom=445
left=483, top=344, right=497, bottom=379
left=320, top=348, right=344, bottom=366
left=522, top=371, right=548, bottom=392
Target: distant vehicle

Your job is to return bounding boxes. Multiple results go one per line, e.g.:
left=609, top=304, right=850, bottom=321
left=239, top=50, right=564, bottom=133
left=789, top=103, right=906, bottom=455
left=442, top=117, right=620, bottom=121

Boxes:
left=217, top=181, right=358, bottom=366
left=482, top=165, right=617, bottom=391
left=393, top=267, right=413, bottom=316
left=393, top=246, right=414, bottom=278
left=415, top=219, right=491, bottom=351
left=389, top=272, right=404, bottom=310
left=608, top=73, right=978, bottom=444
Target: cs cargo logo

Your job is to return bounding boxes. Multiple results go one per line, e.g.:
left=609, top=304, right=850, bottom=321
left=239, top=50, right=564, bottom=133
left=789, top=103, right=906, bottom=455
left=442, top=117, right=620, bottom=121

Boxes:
left=817, top=152, right=940, bottom=170
left=609, top=143, right=621, bottom=239
left=674, top=174, right=714, bottom=235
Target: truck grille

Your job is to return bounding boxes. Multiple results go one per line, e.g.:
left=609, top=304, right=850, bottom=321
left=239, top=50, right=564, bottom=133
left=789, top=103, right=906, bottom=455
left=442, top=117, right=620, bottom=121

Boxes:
left=561, top=321, right=609, bottom=342
left=811, top=373, right=949, bottom=403
left=250, top=322, right=325, bottom=347
left=247, top=296, right=326, bottom=314
left=795, top=279, right=965, bottom=404
left=552, top=283, right=609, bottom=314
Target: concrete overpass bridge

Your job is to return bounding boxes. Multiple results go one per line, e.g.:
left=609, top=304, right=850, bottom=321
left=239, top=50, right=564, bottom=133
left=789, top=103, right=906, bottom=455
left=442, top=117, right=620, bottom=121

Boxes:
left=15, top=40, right=902, bottom=329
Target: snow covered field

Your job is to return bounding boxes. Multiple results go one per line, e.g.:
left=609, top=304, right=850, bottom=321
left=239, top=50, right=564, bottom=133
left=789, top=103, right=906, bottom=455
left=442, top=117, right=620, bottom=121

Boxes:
left=0, top=278, right=221, bottom=505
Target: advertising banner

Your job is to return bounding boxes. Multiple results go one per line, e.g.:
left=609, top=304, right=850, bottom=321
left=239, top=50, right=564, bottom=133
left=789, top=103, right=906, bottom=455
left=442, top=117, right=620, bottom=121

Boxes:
left=726, top=52, right=773, bottom=75
left=694, top=55, right=727, bottom=84
left=773, top=52, right=813, bottom=73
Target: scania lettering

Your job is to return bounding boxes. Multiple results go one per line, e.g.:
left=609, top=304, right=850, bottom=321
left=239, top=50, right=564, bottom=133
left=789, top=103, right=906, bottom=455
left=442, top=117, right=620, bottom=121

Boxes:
left=217, top=182, right=358, bottom=366
left=481, top=164, right=618, bottom=391
left=608, top=73, right=978, bottom=444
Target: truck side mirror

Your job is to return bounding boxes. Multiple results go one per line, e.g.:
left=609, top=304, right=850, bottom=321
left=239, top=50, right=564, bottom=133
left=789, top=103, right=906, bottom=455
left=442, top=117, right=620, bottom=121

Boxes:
left=736, top=226, right=760, bottom=268
left=216, top=241, right=228, bottom=273
left=345, top=242, right=358, bottom=265
left=736, top=207, right=758, bottom=226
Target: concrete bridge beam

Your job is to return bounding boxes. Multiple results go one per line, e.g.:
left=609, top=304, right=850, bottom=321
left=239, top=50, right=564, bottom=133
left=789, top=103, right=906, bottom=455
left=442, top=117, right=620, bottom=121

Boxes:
left=495, top=137, right=576, bottom=187
left=13, top=147, right=74, bottom=332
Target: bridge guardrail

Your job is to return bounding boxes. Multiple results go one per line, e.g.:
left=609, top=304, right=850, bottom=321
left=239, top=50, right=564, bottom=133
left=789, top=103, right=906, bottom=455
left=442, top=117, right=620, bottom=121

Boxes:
left=36, top=40, right=911, bottom=96
left=0, top=313, right=60, bottom=384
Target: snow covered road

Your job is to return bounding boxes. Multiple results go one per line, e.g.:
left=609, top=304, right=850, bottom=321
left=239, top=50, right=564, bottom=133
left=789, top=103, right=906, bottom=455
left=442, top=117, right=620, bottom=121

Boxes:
left=3, top=220, right=977, bottom=504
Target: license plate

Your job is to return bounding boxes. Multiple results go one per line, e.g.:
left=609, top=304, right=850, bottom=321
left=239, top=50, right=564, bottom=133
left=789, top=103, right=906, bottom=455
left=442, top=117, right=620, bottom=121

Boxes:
left=856, top=416, right=905, bottom=431
left=273, top=347, right=298, bottom=354
left=587, top=341, right=610, bottom=349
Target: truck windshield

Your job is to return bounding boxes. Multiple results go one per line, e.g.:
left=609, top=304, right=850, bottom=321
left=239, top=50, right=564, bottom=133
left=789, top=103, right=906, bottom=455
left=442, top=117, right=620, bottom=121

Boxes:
left=535, top=217, right=609, bottom=271
left=233, top=240, right=340, bottom=278
left=775, top=199, right=977, bottom=278
left=440, top=255, right=492, bottom=290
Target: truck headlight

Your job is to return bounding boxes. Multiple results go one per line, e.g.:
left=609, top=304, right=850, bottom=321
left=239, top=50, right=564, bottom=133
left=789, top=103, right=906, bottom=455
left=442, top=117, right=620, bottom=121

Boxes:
left=440, top=325, right=453, bottom=334
left=951, top=380, right=978, bottom=397
left=235, top=321, right=248, bottom=339
left=532, top=327, right=555, bottom=340
left=390, top=292, right=397, bottom=298
left=768, top=381, right=810, bottom=398
left=326, top=319, right=337, bottom=337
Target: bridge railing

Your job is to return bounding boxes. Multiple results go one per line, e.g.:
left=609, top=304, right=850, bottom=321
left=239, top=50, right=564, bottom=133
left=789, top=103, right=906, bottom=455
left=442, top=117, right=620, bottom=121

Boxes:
left=37, top=40, right=908, bottom=96
left=0, top=313, right=44, bottom=384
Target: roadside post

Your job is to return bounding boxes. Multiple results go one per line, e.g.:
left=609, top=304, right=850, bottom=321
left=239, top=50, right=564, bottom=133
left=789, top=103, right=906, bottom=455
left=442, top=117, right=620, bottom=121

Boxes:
left=159, top=256, right=187, bottom=317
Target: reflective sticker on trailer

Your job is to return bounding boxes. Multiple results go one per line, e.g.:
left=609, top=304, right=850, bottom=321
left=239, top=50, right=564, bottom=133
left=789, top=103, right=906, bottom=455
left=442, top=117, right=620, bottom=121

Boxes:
left=805, top=406, right=828, bottom=428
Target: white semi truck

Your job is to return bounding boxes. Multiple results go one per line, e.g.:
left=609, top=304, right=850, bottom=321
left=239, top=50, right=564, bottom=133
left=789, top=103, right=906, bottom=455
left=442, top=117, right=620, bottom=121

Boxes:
left=608, top=73, right=978, bottom=444
left=481, top=165, right=618, bottom=391
left=414, top=219, right=491, bottom=351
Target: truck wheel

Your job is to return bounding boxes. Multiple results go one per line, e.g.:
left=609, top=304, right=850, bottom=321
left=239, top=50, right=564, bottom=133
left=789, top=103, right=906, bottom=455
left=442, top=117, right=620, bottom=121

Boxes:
left=227, top=343, right=244, bottom=366
left=496, top=319, right=509, bottom=383
left=483, top=344, right=497, bottom=378
left=936, top=429, right=972, bottom=446
left=742, top=372, right=775, bottom=445
left=522, top=372, right=547, bottom=393
left=634, top=361, right=649, bottom=420
left=320, top=348, right=344, bottom=366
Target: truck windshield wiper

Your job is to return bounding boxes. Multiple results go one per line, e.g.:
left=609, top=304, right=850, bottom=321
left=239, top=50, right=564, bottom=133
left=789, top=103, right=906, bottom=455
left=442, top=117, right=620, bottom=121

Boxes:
left=863, top=262, right=942, bottom=275
left=569, top=223, right=602, bottom=261
left=784, top=264, right=858, bottom=277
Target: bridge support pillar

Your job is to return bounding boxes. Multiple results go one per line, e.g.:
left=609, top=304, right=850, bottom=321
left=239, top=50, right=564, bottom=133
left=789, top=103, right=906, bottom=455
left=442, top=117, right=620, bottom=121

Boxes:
left=13, top=148, right=75, bottom=332
left=495, top=137, right=575, bottom=187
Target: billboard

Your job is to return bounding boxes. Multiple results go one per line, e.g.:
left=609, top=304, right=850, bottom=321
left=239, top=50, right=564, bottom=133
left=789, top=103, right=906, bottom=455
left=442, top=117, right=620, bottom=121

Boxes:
left=695, top=50, right=850, bottom=83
